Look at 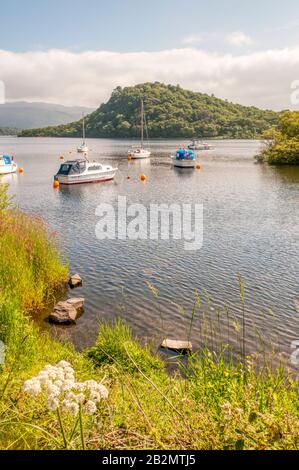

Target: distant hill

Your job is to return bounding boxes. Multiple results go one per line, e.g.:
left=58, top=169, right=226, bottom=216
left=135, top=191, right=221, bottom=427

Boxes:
left=19, top=83, right=279, bottom=139
left=0, top=102, right=94, bottom=130
left=0, top=127, right=19, bottom=136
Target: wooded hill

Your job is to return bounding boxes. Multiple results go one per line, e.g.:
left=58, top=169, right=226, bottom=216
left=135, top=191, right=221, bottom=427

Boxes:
left=19, top=82, right=279, bottom=139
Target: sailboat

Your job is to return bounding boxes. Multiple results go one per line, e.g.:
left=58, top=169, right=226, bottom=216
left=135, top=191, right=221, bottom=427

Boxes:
left=128, top=99, right=151, bottom=159
left=77, top=115, right=89, bottom=153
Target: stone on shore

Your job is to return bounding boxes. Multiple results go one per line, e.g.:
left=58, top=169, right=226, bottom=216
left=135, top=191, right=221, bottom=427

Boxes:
left=49, top=298, right=85, bottom=325
left=68, top=273, right=83, bottom=288
left=161, top=339, right=192, bottom=355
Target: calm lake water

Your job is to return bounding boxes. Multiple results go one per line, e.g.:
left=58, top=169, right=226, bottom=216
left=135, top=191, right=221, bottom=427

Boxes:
left=1, top=137, right=299, bottom=358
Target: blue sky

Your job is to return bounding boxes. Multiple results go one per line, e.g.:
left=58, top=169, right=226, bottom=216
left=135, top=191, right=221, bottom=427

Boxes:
left=1, top=0, right=299, bottom=109
left=2, top=0, right=299, bottom=52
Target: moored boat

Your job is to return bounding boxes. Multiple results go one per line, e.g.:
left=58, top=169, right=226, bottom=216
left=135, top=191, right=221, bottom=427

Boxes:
left=171, top=149, right=196, bottom=168
left=77, top=115, right=89, bottom=153
left=0, top=155, right=18, bottom=174
left=188, top=139, right=212, bottom=150
left=54, top=158, right=117, bottom=185
left=128, top=99, right=151, bottom=159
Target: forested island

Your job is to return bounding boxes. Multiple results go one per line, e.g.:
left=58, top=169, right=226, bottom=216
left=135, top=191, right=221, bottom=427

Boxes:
left=19, top=82, right=278, bottom=139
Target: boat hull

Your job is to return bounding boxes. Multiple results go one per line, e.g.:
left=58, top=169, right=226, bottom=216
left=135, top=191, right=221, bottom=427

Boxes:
left=173, top=160, right=196, bottom=168
left=55, top=169, right=117, bottom=185
left=0, top=163, right=18, bottom=175
left=128, top=149, right=151, bottom=159
left=188, top=144, right=212, bottom=150
left=171, top=155, right=196, bottom=168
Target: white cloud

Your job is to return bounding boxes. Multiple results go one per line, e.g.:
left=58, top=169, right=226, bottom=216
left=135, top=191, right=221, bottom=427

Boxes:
left=226, top=31, right=253, bottom=47
left=0, top=46, right=298, bottom=110
left=181, top=34, right=203, bottom=46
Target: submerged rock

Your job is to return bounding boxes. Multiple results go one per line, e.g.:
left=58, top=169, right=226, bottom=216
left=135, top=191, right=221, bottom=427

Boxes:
left=68, top=273, right=83, bottom=288
left=49, top=298, right=85, bottom=325
left=161, top=339, right=192, bottom=355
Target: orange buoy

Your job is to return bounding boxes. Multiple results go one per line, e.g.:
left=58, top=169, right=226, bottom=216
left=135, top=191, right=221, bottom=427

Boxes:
left=18, top=167, right=24, bottom=174
left=53, top=180, right=60, bottom=189
left=195, top=164, right=201, bottom=171
left=140, top=174, right=147, bottom=182
left=128, top=155, right=132, bottom=161
left=60, top=155, right=64, bottom=160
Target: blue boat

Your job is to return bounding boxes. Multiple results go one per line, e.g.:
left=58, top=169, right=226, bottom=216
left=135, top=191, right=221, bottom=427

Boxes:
left=171, top=148, right=196, bottom=168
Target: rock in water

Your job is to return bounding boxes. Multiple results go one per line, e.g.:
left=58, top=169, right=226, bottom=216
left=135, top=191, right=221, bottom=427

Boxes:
left=49, top=298, right=85, bottom=324
left=65, top=297, right=85, bottom=310
left=161, top=339, right=192, bottom=355
left=68, top=274, right=83, bottom=288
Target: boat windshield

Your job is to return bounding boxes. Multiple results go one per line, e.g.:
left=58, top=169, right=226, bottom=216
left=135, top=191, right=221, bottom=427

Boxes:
left=1, top=155, right=12, bottom=165
left=57, top=161, right=86, bottom=175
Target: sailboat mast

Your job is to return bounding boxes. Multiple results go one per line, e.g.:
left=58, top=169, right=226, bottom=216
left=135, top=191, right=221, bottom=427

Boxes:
left=141, top=99, right=144, bottom=147
left=83, top=115, right=85, bottom=144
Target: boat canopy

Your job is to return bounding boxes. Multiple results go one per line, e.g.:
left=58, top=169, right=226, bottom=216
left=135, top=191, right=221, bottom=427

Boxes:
left=175, top=149, right=195, bottom=160
left=0, top=155, right=13, bottom=165
left=56, top=160, right=86, bottom=176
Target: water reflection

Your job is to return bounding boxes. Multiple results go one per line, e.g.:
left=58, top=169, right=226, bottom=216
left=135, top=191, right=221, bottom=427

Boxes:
left=1, top=137, right=298, bottom=360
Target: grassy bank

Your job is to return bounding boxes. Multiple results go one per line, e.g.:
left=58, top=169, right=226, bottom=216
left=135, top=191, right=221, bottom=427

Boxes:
left=0, top=183, right=299, bottom=450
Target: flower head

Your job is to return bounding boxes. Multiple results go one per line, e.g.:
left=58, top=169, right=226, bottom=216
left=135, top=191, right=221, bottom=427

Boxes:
left=83, top=400, right=97, bottom=416
left=23, top=379, right=41, bottom=396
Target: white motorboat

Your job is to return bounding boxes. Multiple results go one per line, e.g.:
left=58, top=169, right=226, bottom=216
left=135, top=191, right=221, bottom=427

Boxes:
left=171, top=149, right=196, bottom=168
left=188, top=139, right=212, bottom=150
left=54, top=158, right=117, bottom=185
left=0, top=155, right=18, bottom=174
left=77, top=115, right=89, bottom=153
left=128, top=99, right=151, bottom=159
left=128, top=147, right=151, bottom=159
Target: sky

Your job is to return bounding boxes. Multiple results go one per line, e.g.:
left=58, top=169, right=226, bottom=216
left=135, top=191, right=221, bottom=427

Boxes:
left=1, top=0, right=299, bottom=109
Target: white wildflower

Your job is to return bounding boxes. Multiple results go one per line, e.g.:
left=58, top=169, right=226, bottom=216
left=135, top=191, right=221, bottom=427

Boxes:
left=45, top=380, right=60, bottom=396
left=74, top=382, right=86, bottom=392
left=47, top=369, right=59, bottom=380
left=75, top=393, right=85, bottom=404
left=65, top=392, right=77, bottom=402
left=90, top=391, right=101, bottom=403
left=61, top=399, right=79, bottom=416
left=44, top=365, right=55, bottom=372
left=23, top=379, right=41, bottom=396
left=96, top=384, right=109, bottom=399
left=37, top=372, right=49, bottom=384
left=57, top=360, right=71, bottom=369
left=47, top=395, right=60, bottom=411
left=85, top=380, right=99, bottom=390
left=83, top=400, right=97, bottom=416
left=65, top=372, right=75, bottom=381
left=54, top=379, right=63, bottom=389
left=61, top=379, right=75, bottom=392
left=55, top=370, right=65, bottom=381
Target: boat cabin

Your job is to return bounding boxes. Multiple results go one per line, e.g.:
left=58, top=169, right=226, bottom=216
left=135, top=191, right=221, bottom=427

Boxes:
left=0, top=155, right=13, bottom=165
left=56, top=160, right=87, bottom=176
